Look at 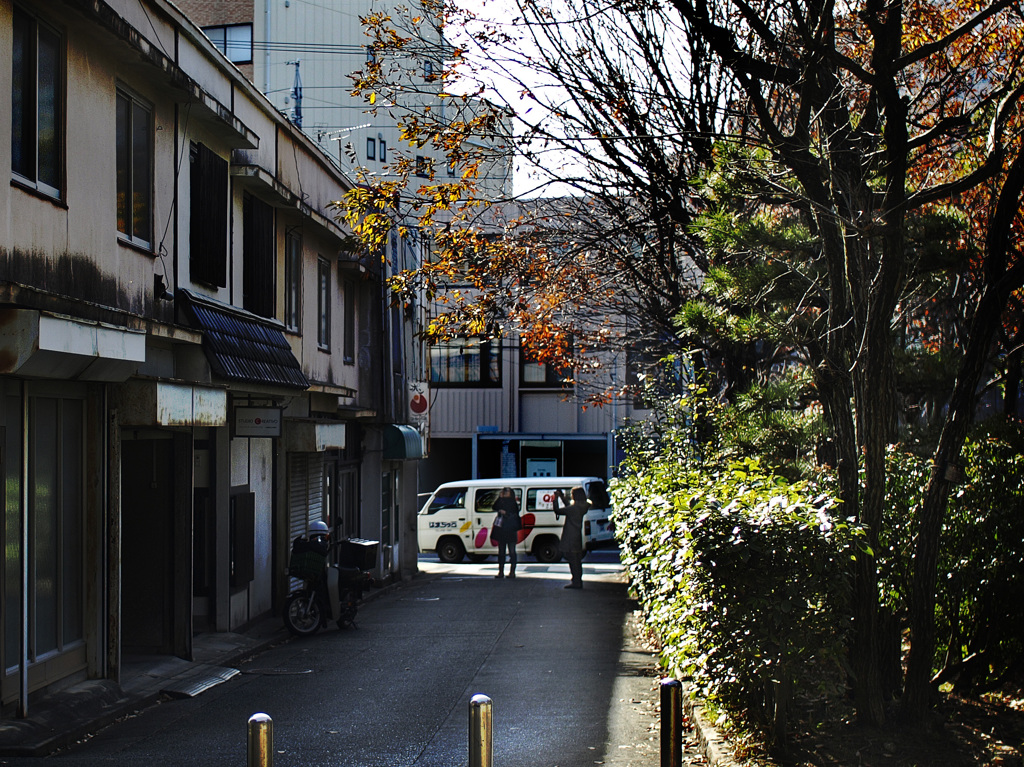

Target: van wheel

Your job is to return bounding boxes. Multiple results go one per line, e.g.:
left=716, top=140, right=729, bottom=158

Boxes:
left=533, top=538, right=561, bottom=563
left=437, top=537, right=466, bottom=564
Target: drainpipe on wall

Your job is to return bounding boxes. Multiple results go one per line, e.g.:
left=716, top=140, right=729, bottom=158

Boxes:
left=19, top=387, right=29, bottom=718
left=108, top=407, right=121, bottom=686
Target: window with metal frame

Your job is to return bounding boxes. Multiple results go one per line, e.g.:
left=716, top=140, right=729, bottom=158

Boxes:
left=343, top=279, right=356, bottom=364
left=429, top=337, right=501, bottom=387
left=116, top=87, right=153, bottom=248
left=519, top=343, right=573, bottom=388
left=11, top=6, right=63, bottom=199
left=1, top=391, right=86, bottom=669
left=285, top=230, right=302, bottom=331
left=317, top=256, right=331, bottom=349
left=202, top=24, right=253, bottom=64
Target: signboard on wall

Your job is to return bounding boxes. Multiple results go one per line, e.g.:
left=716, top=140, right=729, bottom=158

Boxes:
left=234, top=407, right=282, bottom=437
left=527, top=458, right=558, bottom=477
left=408, top=382, right=429, bottom=423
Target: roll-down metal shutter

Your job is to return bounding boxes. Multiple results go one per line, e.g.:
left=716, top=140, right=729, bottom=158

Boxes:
left=288, top=452, right=325, bottom=542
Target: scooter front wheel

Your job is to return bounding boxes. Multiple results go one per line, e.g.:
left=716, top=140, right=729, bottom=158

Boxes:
left=283, top=592, right=323, bottom=636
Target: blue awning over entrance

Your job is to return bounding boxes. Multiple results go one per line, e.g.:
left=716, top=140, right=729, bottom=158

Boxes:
left=178, top=290, right=309, bottom=390
left=383, top=424, right=423, bottom=460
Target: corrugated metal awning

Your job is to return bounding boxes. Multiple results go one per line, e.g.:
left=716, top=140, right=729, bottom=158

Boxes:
left=178, top=290, right=309, bottom=390
left=383, top=424, right=423, bottom=460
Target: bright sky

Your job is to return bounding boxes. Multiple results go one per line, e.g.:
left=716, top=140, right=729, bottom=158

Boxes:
left=446, top=0, right=591, bottom=197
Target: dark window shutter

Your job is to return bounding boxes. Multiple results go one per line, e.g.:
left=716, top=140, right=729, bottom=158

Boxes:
left=190, top=143, right=228, bottom=287
left=243, top=192, right=275, bottom=317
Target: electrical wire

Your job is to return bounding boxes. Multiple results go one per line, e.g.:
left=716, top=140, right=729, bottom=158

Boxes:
left=156, top=99, right=194, bottom=293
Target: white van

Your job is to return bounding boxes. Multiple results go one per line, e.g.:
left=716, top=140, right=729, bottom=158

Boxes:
left=417, top=476, right=614, bottom=563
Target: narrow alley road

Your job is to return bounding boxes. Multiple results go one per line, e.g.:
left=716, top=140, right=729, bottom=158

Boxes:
left=2, top=553, right=706, bottom=767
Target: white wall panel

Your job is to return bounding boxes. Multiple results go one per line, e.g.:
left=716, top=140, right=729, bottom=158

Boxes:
left=520, top=392, right=577, bottom=433
left=429, top=388, right=507, bottom=436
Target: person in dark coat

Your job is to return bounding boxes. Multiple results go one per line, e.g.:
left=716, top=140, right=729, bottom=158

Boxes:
left=492, top=487, right=522, bottom=579
left=553, top=486, right=588, bottom=589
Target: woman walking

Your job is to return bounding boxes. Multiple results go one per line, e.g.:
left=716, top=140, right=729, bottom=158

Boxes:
left=492, top=487, right=522, bottom=579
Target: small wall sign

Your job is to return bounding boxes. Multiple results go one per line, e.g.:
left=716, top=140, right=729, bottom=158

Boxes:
left=234, top=407, right=282, bottom=437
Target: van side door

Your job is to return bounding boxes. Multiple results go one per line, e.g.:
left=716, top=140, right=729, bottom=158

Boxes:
left=472, top=488, right=502, bottom=552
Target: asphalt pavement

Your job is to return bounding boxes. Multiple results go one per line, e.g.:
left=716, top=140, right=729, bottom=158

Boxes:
left=0, top=552, right=713, bottom=766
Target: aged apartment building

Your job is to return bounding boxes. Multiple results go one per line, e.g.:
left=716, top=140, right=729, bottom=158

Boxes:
left=0, top=0, right=422, bottom=721
left=172, top=0, right=528, bottom=496
left=174, top=0, right=511, bottom=199
left=171, top=0, right=636, bottom=497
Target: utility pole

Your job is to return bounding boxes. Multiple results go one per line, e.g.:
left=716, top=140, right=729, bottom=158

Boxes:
left=286, top=60, right=302, bottom=128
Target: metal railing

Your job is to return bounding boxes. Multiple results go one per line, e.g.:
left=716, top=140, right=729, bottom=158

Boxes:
left=245, top=697, right=494, bottom=767
left=247, top=681, right=682, bottom=767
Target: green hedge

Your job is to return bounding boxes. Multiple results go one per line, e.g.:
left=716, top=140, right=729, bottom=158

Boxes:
left=613, top=419, right=1024, bottom=747
left=611, top=457, right=858, bottom=747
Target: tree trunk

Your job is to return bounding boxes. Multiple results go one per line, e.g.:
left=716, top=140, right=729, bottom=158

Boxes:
left=817, top=361, right=887, bottom=725
left=851, top=353, right=896, bottom=727
left=904, top=143, right=1024, bottom=714
left=1004, top=346, right=1021, bottom=418
left=903, top=287, right=1003, bottom=713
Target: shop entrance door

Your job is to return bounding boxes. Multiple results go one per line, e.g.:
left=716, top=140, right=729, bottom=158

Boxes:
left=121, top=437, right=175, bottom=654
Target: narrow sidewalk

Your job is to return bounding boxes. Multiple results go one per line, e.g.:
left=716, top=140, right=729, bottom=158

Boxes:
left=0, top=615, right=287, bottom=757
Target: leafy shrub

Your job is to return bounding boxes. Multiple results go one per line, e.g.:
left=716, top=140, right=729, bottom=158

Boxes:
left=612, top=455, right=857, bottom=749
left=933, top=421, right=1024, bottom=690
left=875, top=424, right=1024, bottom=693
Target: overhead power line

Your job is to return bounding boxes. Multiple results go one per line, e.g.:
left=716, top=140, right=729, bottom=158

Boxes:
left=251, top=41, right=441, bottom=55
left=253, top=40, right=368, bottom=55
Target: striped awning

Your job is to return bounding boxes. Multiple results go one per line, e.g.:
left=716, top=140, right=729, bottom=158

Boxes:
left=178, top=290, right=309, bottom=390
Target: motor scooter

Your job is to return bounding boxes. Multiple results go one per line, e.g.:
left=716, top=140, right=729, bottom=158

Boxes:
left=283, top=537, right=378, bottom=635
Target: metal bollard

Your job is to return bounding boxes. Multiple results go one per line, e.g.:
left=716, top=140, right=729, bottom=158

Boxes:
left=247, top=712, right=273, bottom=767
left=660, top=678, right=682, bottom=767
left=468, top=694, right=493, bottom=767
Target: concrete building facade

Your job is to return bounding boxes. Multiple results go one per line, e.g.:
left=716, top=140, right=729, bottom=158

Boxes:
left=1, top=0, right=419, bottom=721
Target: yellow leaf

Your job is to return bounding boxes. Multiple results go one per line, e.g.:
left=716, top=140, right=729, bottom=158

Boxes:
left=369, top=93, right=376, bottom=105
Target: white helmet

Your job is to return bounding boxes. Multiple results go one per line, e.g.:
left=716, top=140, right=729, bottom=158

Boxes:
left=309, top=520, right=329, bottom=536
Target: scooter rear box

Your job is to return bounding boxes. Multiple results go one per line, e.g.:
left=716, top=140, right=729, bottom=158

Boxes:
left=338, top=538, right=379, bottom=570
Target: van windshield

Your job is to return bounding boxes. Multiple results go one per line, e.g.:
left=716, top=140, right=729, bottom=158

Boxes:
left=424, top=487, right=468, bottom=515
